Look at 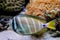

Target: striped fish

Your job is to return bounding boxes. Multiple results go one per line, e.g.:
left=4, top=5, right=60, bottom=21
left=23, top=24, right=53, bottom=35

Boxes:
left=12, top=14, right=55, bottom=35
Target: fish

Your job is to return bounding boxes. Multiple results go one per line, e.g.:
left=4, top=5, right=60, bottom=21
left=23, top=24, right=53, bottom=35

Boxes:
left=12, top=14, right=56, bottom=35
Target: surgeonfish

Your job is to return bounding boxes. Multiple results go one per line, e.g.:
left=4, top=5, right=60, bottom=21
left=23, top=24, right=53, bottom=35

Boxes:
left=12, top=14, right=56, bottom=35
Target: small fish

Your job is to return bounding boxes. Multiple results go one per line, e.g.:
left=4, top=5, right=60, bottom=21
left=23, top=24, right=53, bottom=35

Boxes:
left=12, top=14, right=56, bottom=35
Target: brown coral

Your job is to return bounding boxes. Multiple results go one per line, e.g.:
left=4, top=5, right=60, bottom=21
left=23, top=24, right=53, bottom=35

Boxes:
left=26, top=0, right=60, bottom=19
